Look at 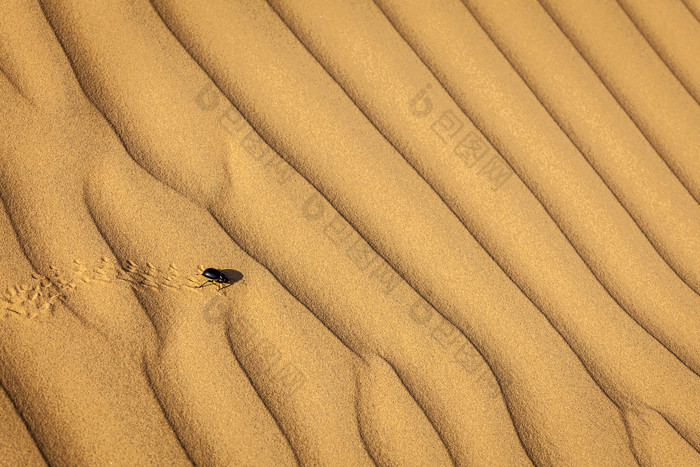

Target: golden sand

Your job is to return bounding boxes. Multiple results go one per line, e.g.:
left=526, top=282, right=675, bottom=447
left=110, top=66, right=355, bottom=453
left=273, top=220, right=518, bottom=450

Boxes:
left=0, top=0, right=698, bottom=465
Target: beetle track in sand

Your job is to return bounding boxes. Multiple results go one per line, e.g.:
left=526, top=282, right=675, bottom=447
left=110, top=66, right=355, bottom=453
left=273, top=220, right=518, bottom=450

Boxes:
left=1, top=258, right=207, bottom=320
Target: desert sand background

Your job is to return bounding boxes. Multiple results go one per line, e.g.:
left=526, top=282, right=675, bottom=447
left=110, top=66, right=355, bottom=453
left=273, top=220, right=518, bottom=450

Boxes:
left=0, top=0, right=699, bottom=465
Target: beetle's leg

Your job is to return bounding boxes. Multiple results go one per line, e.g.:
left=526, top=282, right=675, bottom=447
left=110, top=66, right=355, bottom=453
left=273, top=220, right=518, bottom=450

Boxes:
left=198, top=279, right=214, bottom=288
left=219, top=282, right=234, bottom=291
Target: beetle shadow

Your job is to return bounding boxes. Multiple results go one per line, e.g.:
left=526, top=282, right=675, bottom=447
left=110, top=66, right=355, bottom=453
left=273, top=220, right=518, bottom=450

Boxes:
left=220, top=269, right=245, bottom=285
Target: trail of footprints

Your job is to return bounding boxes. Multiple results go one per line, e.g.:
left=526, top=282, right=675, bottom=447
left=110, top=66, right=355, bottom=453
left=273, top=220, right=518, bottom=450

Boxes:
left=1, top=258, right=208, bottom=320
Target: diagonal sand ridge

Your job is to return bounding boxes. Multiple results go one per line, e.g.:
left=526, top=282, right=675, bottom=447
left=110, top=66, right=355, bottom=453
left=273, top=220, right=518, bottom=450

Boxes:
left=0, top=0, right=698, bottom=465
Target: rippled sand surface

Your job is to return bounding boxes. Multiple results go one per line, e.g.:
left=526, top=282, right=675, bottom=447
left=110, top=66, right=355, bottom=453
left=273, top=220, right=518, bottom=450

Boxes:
left=0, top=1, right=699, bottom=465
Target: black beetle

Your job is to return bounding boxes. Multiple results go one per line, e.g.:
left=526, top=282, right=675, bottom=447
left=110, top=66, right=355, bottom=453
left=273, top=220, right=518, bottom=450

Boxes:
left=198, top=268, right=245, bottom=291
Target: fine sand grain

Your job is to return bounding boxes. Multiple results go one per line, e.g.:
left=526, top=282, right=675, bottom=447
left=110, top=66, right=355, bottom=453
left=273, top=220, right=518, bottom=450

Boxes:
left=0, top=0, right=698, bottom=465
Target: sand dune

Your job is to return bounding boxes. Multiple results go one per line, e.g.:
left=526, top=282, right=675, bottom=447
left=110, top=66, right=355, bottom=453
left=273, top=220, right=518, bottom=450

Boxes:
left=0, top=0, right=698, bottom=465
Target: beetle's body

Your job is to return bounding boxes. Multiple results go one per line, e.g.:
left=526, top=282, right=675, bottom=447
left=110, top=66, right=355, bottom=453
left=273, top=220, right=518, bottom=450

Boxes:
left=202, top=268, right=228, bottom=283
